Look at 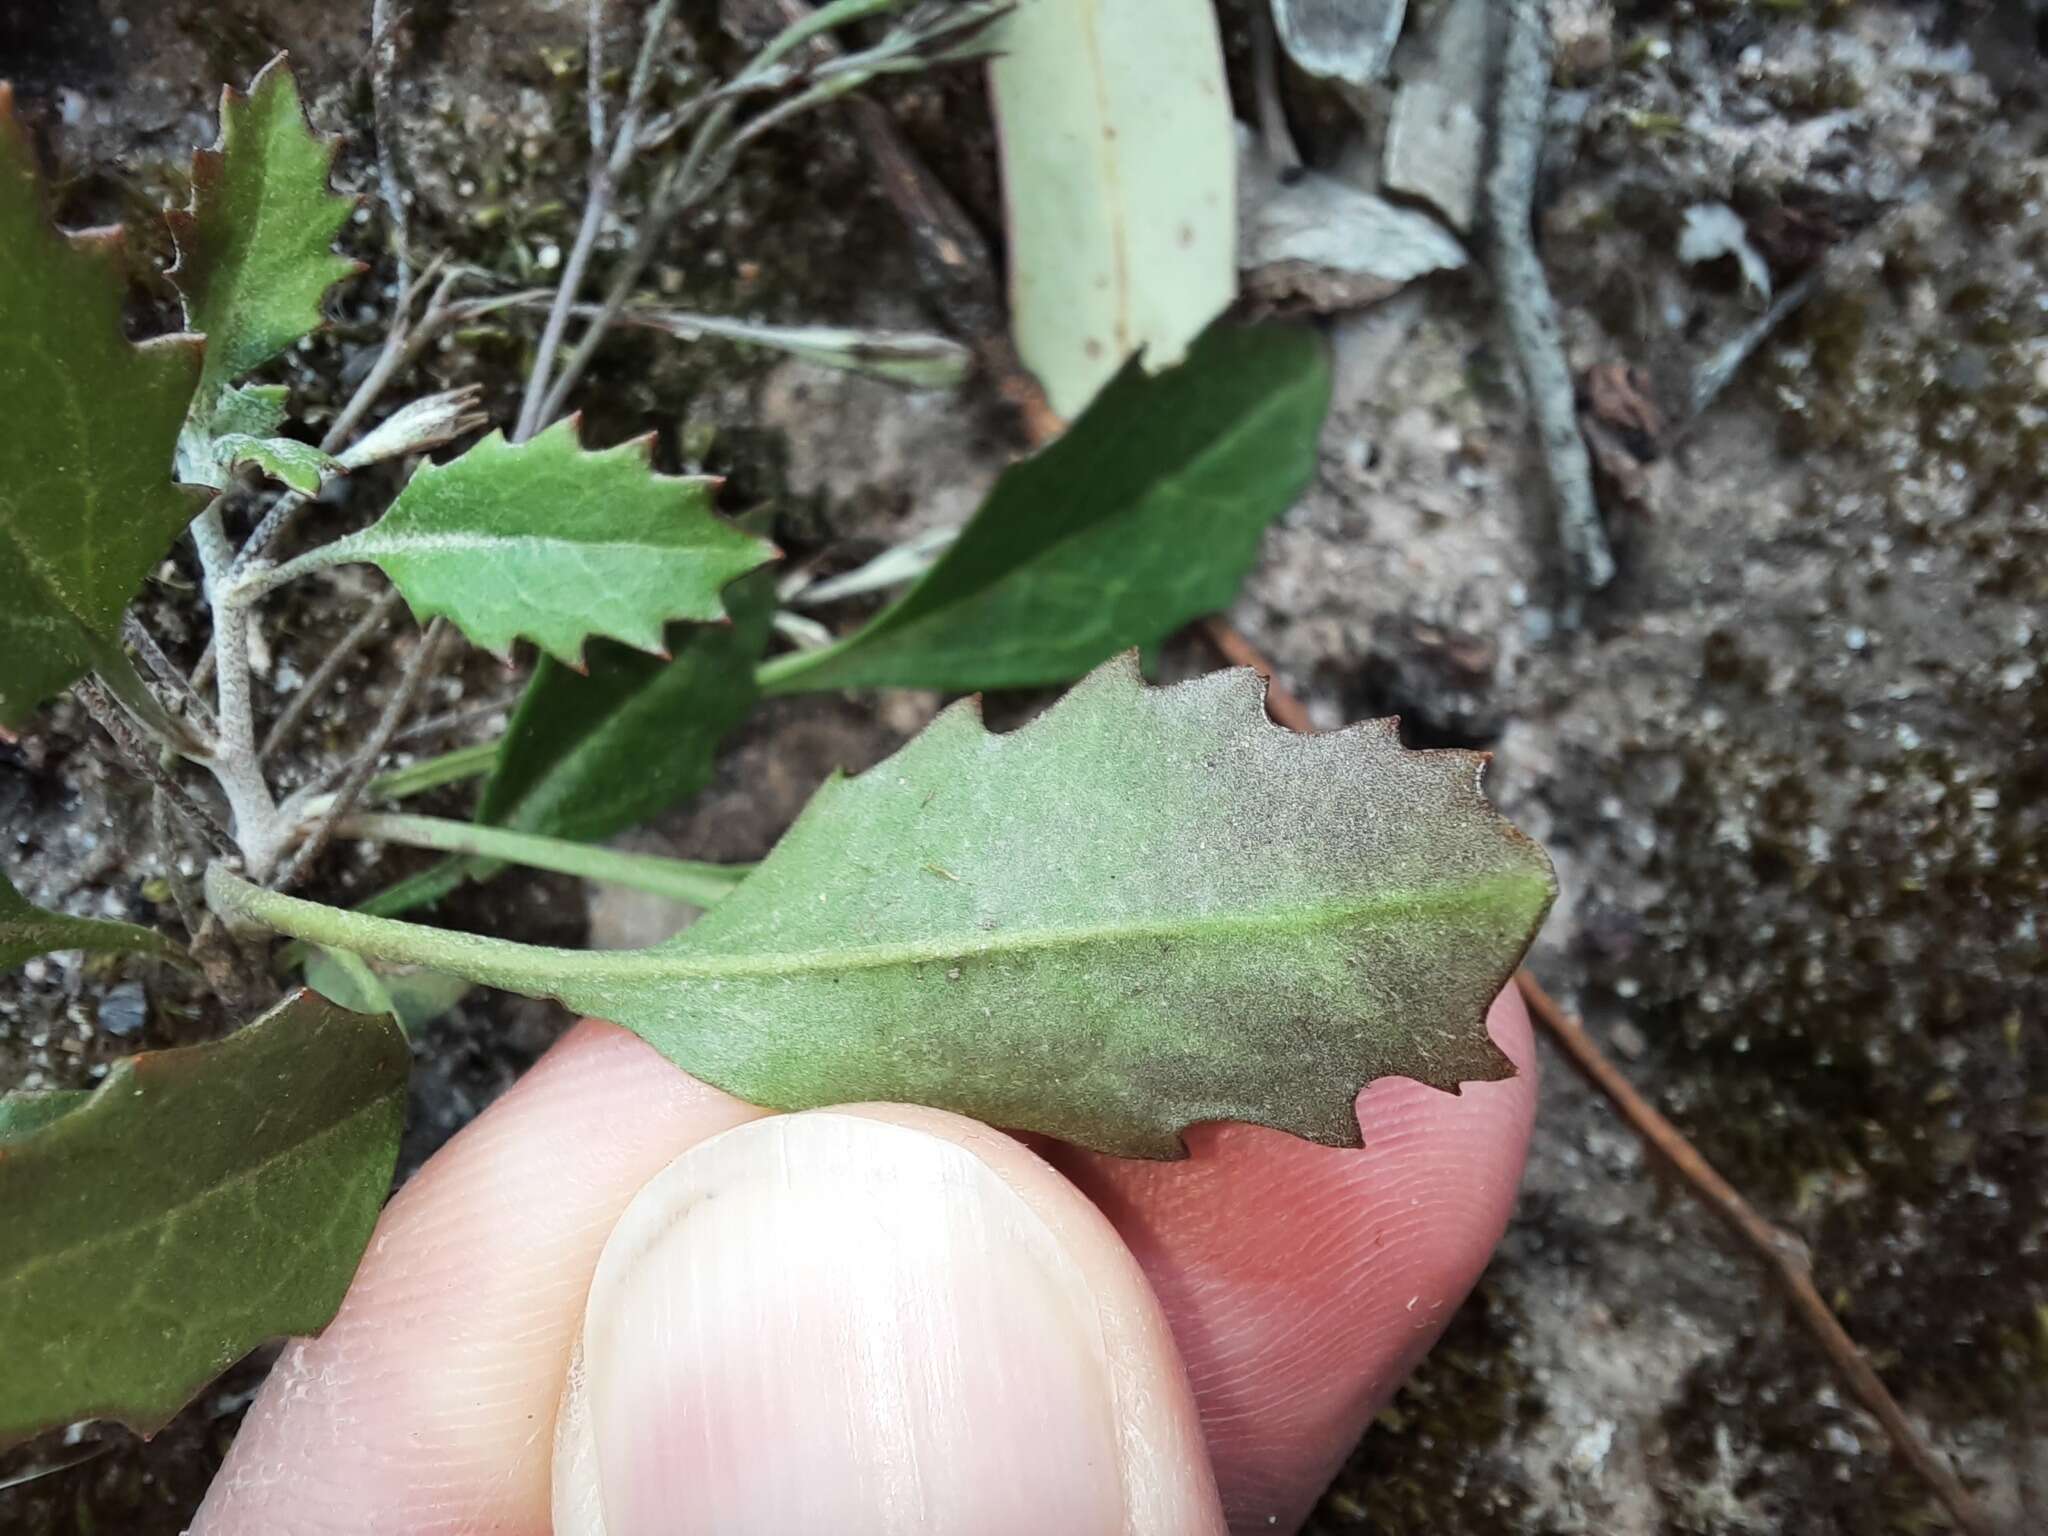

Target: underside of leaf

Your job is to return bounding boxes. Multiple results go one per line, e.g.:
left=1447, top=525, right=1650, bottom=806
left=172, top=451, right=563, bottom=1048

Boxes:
left=211, top=656, right=1555, bottom=1159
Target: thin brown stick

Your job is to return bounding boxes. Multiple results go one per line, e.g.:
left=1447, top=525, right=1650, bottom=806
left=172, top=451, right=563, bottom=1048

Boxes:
left=1201, top=617, right=1313, bottom=731
left=1199, top=618, right=1992, bottom=1535
left=73, top=678, right=236, bottom=859
left=275, top=617, right=448, bottom=890
left=259, top=588, right=405, bottom=761
left=1515, top=974, right=1993, bottom=1536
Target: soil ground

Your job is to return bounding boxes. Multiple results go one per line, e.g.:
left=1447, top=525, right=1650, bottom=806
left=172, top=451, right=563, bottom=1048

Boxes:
left=1, top=0, right=2043, bottom=1530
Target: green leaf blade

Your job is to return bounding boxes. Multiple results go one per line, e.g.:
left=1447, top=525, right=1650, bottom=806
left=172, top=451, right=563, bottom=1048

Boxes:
left=0, top=87, right=206, bottom=726
left=759, top=322, right=1331, bottom=696
left=481, top=563, right=778, bottom=840
left=1, top=868, right=188, bottom=973
left=211, top=658, right=1553, bottom=1159
left=318, top=421, right=776, bottom=665
left=0, top=992, right=409, bottom=1443
left=171, top=56, right=357, bottom=406
left=610, top=658, right=1550, bottom=1155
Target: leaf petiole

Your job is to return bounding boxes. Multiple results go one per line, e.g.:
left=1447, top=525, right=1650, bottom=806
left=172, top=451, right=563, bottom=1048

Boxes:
left=333, top=812, right=749, bottom=907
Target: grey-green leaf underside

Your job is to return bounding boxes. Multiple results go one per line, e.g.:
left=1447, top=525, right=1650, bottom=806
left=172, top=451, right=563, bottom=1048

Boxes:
left=211, top=656, right=1554, bottom=1159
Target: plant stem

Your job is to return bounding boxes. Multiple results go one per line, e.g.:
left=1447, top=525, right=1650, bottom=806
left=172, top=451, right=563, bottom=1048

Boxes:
left=365, top=738, right=500, bottom=801
left=337, top=812, right=749, bottom=906
left=209, top=862, right=580, bottom=996
left=193, top=498, right=288, bottom=872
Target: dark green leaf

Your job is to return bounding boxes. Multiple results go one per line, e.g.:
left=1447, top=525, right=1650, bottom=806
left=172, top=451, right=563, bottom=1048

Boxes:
left=482, top=564, right=778, bottom=841
left=756, top=322, right=1330, bottom=696
left=2, top=867, right=188, bottom=974
left=211, top=656, right=1554, bottom=1159
left=297, top=420, right=775, bottom=665
left=359, top=565, right=776, bottom=920
left=0, top=86, right=205, bottom=726
left=0, top=991, right=408, bottom=1443
left=0, top=1091, right=88, bottom=1141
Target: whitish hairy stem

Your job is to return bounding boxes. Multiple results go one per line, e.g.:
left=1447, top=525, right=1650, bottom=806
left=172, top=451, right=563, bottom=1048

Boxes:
left=274, top=616, right=448, bottom=891
left=1485, top=0, right=1613, bottom=623
left=516, top=0, right=678, bottom=442
left=192, top=499, right=289, bottom=875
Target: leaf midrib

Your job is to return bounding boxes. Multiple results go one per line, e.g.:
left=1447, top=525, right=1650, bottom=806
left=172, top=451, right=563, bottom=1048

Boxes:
left=0, top=1084, right=395, bottom=1291
left=363, top=868, right=1544, bottom=1002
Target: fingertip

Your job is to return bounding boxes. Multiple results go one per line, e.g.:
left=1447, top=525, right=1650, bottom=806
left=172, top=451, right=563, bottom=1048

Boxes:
left=563, top=1104, right=1225, bottom=1536
left=1047, top=985, right=1539, bottom=1532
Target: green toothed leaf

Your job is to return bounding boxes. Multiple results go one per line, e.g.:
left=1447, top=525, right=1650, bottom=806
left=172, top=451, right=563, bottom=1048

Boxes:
left=208, top=432, right=345, bottom=494
left=757, top=322, right=1330, bottom=697
left=210, top=656, right=1554, bottom=1159
left=0, top=991, right=408, bottom=1444
left=1, top=867, right=188, bottom=974
left=169, top=55, right=356, bottom=491
left=0, top=86, right=206, bottom=726
left=301, top=419, right=776, bottom=665
left=170, top=55, right=356, bottom=409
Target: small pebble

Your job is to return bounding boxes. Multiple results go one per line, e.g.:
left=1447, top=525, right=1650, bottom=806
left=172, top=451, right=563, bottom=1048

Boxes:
left=98, top=981, right=147, bottom=1039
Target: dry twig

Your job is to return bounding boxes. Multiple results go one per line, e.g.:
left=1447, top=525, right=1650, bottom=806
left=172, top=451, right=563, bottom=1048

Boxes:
left=1514, top=973, right=1994, bottom=1536
left=276, top=617, right=449, bottom=890
left=73, top=678, right=235, bottom=860
left=1484, top=0, right=1613, bottom=619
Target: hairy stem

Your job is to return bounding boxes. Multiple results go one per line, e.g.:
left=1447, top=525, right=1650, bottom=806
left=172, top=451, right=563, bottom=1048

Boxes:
left=193, top=498, right=288, bottom=872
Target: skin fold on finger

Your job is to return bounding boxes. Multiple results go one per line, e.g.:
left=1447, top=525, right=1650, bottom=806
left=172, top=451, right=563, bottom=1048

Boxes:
left=554, top=1104, right=1227, bottom=1536
left=193, top=1020, right=768, bottom=1536
left=1039, top=987, right=1539, bottom=1534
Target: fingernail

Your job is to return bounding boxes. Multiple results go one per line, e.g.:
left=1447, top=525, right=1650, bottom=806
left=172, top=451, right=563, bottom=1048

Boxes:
left=579, top=1112, right=1131, bottom=1536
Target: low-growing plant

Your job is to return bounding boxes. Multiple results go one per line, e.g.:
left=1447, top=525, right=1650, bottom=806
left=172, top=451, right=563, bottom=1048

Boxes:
left=0, top=1, right=1550, bottom=1453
